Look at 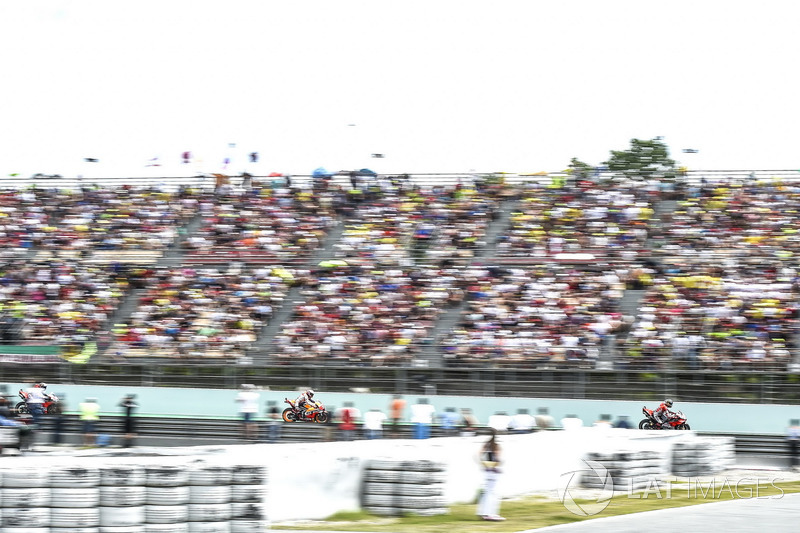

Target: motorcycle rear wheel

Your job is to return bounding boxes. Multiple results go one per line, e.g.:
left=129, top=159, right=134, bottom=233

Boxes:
left=314, top=412, right=330, bottom=424
left=281, top=408, right=296, bottom=422
left=15, top=402, right=29, bottom=414
left=638, top=418, right=654, bottom=430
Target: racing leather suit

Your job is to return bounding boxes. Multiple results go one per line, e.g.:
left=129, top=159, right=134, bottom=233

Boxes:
left=653, top=402, right=674, bottom=429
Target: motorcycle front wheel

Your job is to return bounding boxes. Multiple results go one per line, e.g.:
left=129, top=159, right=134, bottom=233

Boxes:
left=14, top=402, right=29, bottom=414
left=314, top=412, right=330, bottom=424
left=677, top=423, right=691, bottom=430
left=47, top=404, right=61, bottom=415
left=281, top=408, right=297, bottom=422
left=638, top=419, right=654, bottom=430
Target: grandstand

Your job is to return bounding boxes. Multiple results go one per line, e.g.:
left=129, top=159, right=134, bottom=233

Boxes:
left=2, top=170, right=800, bottom=404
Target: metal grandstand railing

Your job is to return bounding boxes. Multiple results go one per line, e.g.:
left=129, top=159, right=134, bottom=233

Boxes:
left=3, top=361, right=800, bottom=404
left=5, top=168, right=800, bottom=191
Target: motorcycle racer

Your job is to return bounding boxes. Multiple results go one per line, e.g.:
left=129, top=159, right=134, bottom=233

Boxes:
left=24, top=382, right=48, bottom=425
left=294, top=389, right=315, bottom=419
left=653, top=398, right=675, bottom=429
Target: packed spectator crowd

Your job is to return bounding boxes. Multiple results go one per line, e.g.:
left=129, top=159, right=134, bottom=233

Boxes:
left=495, top=178, right=656, bottom=259
left=0, top=175, right=796, bottom=372
left=0, top=258, right=128, bottom=350
left=111, top=265, right=296, bottom=358
left=184, top=185, right=335, bottom=262
left=622, top=178, right=800, bottom=370
left=273, top=263, right=463, bottom=365
left=440, top=264, right=627, bottom=367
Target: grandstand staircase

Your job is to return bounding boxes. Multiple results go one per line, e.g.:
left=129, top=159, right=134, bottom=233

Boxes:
left=475, top=199, right=517, bottom=259
left=250, top=219, right=348, bottom=364
left=96, top=215, right=206, bottom=358
left=160, top=214, right=205, bottom=266
left=598, top=197, right=680, bottom=368
left=415, top=199, right=517, bottom=366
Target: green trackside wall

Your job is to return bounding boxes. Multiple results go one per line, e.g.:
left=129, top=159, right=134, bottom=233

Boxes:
left=5, top=382, right=799, bottom=435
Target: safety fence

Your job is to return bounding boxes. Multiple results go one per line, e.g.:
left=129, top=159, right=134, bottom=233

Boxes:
left=5, top=168, right=800, bottom=191
left=4, top=363, right=800, bottom=404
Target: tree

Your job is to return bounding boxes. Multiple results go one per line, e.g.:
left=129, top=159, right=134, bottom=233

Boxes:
left=604, top=138, right=677, bottom=180
left=567, top=157, right=594, bottom=180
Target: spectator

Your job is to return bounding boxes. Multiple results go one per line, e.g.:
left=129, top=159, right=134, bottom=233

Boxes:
left=460, top=407, right=479, bottom=436
left=410, top=398, right=435, bottom=439
left=439, top=407, right=461, bottom=436
left=477, top=429, right=505, bottom=522
left=24, top=382, right=47, bottom=427
left=389, top=394, right=406, bottom=437
left=79, top=397, right=100, bottom=447
left=613, top=415, right=632, bottom=429
left=118, top=394, right=139, bottom=447
left=51, top=393, right=67, bottom=445
left=235, top=384, right=260, bottom=441
left=487, top=411, right=512, bottom=433
left=509, top=408, right=536, bottom=434
left=363, top=408, right=387, bottom=439
left=265, top=401, right=282, bottom=443
left=336, top=402, right=359, bottom=441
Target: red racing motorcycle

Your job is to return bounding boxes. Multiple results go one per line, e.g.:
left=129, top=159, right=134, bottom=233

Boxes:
left=282, top=398, right=330, bottom=423
left=16, top=389, right=62, bottom=415
left=639, top=406, right=691, bottom=430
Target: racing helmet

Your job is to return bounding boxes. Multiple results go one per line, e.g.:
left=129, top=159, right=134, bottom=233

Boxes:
left=306, top=389, right=315, bottom=399
left=664, top=399, right=673, bottom=408
left=35, top=382, right=47, bottom=390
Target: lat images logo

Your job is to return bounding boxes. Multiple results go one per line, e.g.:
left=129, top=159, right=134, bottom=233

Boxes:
left=557, top=459, right=614, bottom=516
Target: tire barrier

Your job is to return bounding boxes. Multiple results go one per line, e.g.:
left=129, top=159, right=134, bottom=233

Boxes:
left=361, top=459, right=448, bottom=517
left=0, top=458, right=268, bottom=532
left=671, top=437, right=736, bottom=477
left=582, top=451, right=666, bottom=491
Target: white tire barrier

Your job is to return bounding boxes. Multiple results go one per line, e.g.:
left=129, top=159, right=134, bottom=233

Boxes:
left=1, top=459, right=266, bottom=532
left=51, top=466, right=101, bottom=488
left=671, top=437, right=736, bottom=477
left=187, top=503, right=231, bottom=522
left=100, top=465, right=146, bottom=487
left=146, top=466, right=190, bottom=488
left=361, top=459, right=448, bottom=517
left=1, top=487, right=51, bottom=507
left=229, top=485, right=265, bottom=503
left=231, top=466, right=266, bottom=485
left=100, top=486, right=147, bottom=507
left=144, top=524, right=190, bottom=533
left=1, top=507, right=50, bottom=528
left=188, top=522, right=231, bottom=533
left=146, top=486, right=191, bottom=506
left=1, top=468, right=48, bottom=488
left=582, top=450, right=666, bottom=491
left=99, top=506, right=147, bottom=527
left=189, top=485, right=231, bottom=504
left=50, top=507, right=100, bottom=528
left=145, top=505, right=189, bottom=524
left=231, top=520, right=264, bottom=533
left=188, top=464, right=233, bottom=486
left=230, top=502, right=265, bottom=520
left=51, top=487, right=101, bottom=508
left=362, top=482, right=442, bottom=497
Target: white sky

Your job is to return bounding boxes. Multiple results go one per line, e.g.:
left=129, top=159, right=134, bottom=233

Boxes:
left=1, top=1, right=799, bottom=178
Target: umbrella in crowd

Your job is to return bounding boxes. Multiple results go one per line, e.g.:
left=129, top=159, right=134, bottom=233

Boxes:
left=312, top=167, right=334, bottom=179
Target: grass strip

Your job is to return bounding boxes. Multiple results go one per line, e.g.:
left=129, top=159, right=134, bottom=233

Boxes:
left=272, top=479, right=800, bottom=532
